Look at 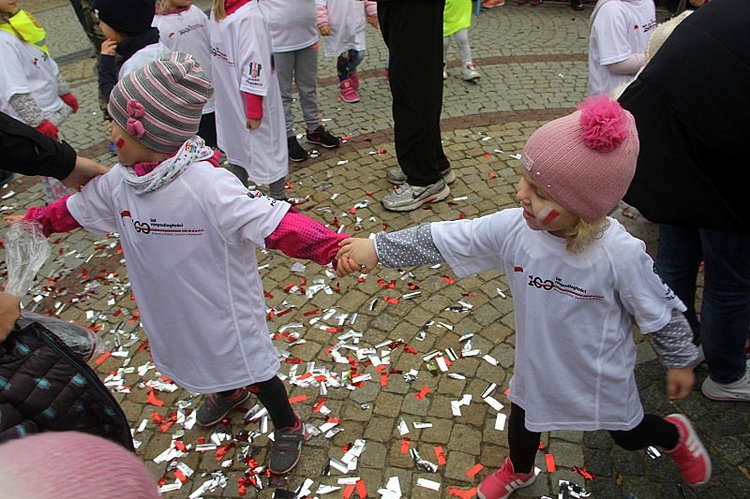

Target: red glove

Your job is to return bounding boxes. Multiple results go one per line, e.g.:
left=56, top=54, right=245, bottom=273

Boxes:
left=36, top=120, right=59, bottom=140
left=61, top=93, right=79, bottom=113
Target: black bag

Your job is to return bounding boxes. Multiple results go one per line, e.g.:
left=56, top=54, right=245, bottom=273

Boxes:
left=0, top=321, right=134, bottom=451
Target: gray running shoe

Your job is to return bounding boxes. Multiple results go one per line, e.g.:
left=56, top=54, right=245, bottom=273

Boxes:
left=381, top=179, right=450, bottom=212
left=386, top=167, right=456, bottom=185
left=195, top=389, right=250, bottom=427
left=269, top=414, right=308, bottom=474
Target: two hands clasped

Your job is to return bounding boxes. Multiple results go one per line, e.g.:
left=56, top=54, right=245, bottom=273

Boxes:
left=334, top=237, right=377, bottom=278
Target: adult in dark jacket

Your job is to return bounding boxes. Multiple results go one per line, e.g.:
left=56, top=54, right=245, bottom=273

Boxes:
left=1, top=110, right=108, bottom=341
left=618, top=0, right=750, bottom=401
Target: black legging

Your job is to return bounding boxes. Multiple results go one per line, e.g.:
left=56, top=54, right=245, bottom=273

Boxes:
left=508, top=403, right=680, bottom=473
left=219, top=375, right=296, bottom=430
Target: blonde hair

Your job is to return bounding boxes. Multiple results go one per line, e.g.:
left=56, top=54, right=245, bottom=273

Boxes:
left=561, top=217, right=610, bottom=253
left=212, top=0, right=226, bottom=21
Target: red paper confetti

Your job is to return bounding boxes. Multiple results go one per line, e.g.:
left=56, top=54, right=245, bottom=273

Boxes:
left=288, top=394, right=307, bottom=404
left=356, top=479, right=367, bottom=498
left=415, top=386, right=431, bottom=400
left=94, top=352, right=111, bottom=365
left=545, top=453, right=556, bottom=472
left=448, top=488, right=477, bottom=499
left=465, top=463, right=484, bottom=478
left=400, top=438, right=411, bottom=453
left=441, top=275, right=455, bottom=285
left=573, top=466, right=595, bottom=481
left=146, top=390, right=164, bottom=407
left=434, top=446, right=447, bottom=465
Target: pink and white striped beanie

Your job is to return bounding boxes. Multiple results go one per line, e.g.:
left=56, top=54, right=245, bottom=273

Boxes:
left=108, top=52, right=213, bottom=153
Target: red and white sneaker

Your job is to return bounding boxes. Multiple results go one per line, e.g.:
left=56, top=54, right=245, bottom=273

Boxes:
left=663, top=414, right=711, bottom=486
left=477, top=457, right=536, bottom=499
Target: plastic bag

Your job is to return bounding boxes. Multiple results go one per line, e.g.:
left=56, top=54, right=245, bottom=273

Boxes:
left=15, top=312, right=102, bottom=362
left=3, top=220, right=50, bottom=298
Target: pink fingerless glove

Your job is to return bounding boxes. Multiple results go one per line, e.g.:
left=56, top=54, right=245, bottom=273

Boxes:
left=23, top=195, right=81, bottom=237
left=35, top=120, right=59, bottom=140
left=243, top=92, right=263, bottom=120
left=61, top=93, right=79, bottom=113
left=266, top=207, right=349, bottom=268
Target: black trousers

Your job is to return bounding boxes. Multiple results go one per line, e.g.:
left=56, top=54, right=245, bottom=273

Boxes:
left=508, top=403, right=679, bottom=473
left=378, top=0, right=450, bottom=186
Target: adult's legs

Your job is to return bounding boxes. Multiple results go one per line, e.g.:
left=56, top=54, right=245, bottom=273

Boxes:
left=699, top=229, right=750, bottom=383
left=656, top=224, right=703, bottom=337
left=378, top=0, right=449, bottom=187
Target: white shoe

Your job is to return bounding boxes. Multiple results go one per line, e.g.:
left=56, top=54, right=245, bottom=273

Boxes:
left=462, top=63, right=480, bottom=81
left=702, top=363, right=750, bottom=401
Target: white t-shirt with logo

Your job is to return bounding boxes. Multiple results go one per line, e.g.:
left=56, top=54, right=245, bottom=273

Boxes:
left=261, top=0, right=318, bottom=53
left=67, top=162, right=289, bottom=393
left=315, top=0, right=368, bottom=58
left=153, top=5, right=215, bottom=113
left=208, top=1, right=288, bottom=184
left=432, top=208, right=685, bottom=432
left=0, top=30, right=64, bottom=122
left=588, top=0, right=656, bottom=96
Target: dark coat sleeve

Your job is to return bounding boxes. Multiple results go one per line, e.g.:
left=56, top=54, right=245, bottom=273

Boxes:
left=0, top=112, right=77, bottom=180
left=619, top=0, right=750, bottom=232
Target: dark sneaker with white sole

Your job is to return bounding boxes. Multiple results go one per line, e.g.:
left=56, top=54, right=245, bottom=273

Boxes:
left=288, top=136, right=308, bottom=162
left=306, top=125, right=341, bottom=148
left=381, top=179, right=450, bottom=212
left=269, top=414, right=308, bottom=474
left=195, top=388, right=250, bottom=427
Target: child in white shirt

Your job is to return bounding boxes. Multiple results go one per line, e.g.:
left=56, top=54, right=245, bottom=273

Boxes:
left=337, top=96, right=711, bottom=499
left=22, top=52, right=350, bottom=475
left=316, top=0, right=378, bottom=103
left=153, top=0, right=217, bottom=148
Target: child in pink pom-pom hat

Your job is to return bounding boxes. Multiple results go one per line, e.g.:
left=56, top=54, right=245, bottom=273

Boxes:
left=335, top=96, right=711, bottom=499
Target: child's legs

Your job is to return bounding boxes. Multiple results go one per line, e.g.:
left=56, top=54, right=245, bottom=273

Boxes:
left=294, top=45, right=321, bottom=131
left=337, top=49, right=365, bottom=80
left=442, top=35, right=452, bottom=64
left=609, top=414, right=679, bottom=451
left=247, top=375, right=297, bottom=429
left=198, top=112, right=217, bottom=149
left=274, top=51, right=296, bottom=137
left=508, top=403, right=541, bottom=473
left=454, top=28, right=473, bottom=65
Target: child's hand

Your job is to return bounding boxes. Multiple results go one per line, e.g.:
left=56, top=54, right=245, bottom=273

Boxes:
left=334, top=256, right=362, bottom=278
left=336, top=238, right=378, bottom=273
left=246, top=118, right=262, bottom=130
left=3, top=214, right=23, bottom=226
left=100, top=38, right=117, bottom=56
left=319, top=25, right=331, bottom=36
left=367, top=16, right=379, bottom=29
left=666, top=366, right=695, bottom=400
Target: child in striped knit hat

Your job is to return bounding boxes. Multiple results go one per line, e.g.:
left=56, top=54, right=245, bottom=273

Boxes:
left=19, top=51, right=351, bottom=475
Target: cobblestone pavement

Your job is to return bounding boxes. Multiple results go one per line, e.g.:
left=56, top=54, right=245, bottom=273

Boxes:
left=4, top=1, right=749, bottom=498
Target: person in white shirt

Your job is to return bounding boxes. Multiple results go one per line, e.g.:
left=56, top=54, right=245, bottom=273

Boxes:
left=262, top=0, right=341, bottom=162
left=153, top=0, right=217, bottom=148
left=316, top=0, right=378, bottom=103
left=208, top=0, right=288, bottom=200
left=587, top=0, right=656, bottom=96
left=336, top=96, right=711, bottom=499
left=22, top=53, right=351, bottom=476
left=92, top=0, right=170, bottom=103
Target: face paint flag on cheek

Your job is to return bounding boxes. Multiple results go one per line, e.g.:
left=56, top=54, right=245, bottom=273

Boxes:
left=536, top=204, right=560, bottom=225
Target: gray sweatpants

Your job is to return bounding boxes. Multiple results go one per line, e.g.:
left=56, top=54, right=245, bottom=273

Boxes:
left=274, top=44, right=321, bottom=137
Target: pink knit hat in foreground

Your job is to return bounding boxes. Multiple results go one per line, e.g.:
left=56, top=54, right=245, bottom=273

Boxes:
left=520, top=96, right=639, bottom=221
left=0, top=432, right=160, bottom=498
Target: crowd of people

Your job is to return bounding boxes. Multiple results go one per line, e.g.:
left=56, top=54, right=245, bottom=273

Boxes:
left=1, top=0, right=747, bottom=497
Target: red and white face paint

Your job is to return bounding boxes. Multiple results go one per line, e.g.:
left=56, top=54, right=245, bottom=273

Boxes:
left=536, top=204, right=560, bottom=226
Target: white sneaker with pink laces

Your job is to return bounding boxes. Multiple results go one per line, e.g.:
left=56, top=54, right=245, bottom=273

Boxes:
left=476, top=457, right=536, bottom=499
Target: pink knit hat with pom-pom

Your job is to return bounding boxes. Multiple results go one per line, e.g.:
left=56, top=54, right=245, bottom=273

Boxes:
left=520, top=96, right=639, bottom=221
